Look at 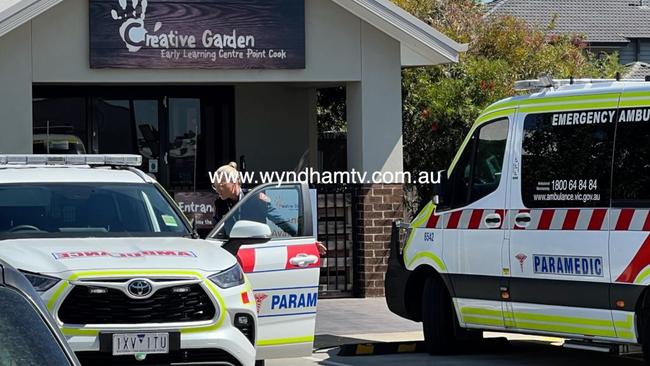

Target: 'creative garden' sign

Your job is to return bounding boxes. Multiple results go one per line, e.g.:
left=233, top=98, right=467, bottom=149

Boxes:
left=90, top=0, right=305, bottom=69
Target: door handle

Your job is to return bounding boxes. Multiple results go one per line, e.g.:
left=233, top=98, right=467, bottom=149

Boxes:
left=484, top=213, right=502, bottom=228
left=289, top=254, right=319, bottom=268
left=515, top=213, right=532, bottom=228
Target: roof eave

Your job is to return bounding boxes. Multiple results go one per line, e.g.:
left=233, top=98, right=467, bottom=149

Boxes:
left=0, top=0, right=62, bottom=38
left=331, top=0, right=466, bottom=66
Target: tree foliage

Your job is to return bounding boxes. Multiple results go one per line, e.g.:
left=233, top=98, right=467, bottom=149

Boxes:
left=397, top=0, right=624, bottom=215
left=317, top=87, right=347, bottom=134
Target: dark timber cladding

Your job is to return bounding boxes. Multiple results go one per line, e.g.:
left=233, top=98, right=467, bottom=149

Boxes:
left=89, top=0, right=305, bottom=69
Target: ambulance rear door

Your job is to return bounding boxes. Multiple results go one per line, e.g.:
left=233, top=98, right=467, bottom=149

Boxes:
left=608, top=87, right=650, bottom=342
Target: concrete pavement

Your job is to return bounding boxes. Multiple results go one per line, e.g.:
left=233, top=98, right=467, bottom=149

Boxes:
left=315, top=297, right=421, bottom=336
left=267, top=297, right=646, bottom=366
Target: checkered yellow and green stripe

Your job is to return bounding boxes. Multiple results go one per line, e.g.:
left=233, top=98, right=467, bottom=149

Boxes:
left=460, top=307, right=636, bottom=340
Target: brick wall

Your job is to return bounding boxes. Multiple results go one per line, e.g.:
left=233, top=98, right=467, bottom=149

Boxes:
left=354, top=183, right=404, bottom=297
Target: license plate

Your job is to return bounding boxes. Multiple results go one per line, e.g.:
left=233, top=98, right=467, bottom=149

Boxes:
left=112, top=333, right=169, bottom=356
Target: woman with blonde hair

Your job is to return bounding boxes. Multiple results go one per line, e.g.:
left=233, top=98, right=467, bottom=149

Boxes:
left=212, top=161, right=288, bottom=233
left=212, top=162, right=245, bottom=224
left=211, top=162, right=326, bottom=255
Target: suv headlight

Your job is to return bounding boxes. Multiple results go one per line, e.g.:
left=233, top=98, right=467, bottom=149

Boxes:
left=20, top=271, right=60, bottom=292
left=209, top=264, right=245, bottom=289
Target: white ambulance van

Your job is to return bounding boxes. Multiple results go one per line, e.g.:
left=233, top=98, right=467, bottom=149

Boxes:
left=386, top=78, right=650, bottom=361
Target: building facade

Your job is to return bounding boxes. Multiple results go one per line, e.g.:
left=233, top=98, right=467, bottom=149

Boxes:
left=0, top=0, right=465, bottom=296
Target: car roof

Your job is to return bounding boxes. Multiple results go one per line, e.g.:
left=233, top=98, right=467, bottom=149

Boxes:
left=0, top=166, right=154, bottom=184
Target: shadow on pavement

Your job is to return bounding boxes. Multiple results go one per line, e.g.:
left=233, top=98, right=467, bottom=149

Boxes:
left=314, top=334, right=378, bottom=350
left=335, top=338, right=511, bottom=356
left=318, top=339, right=645, bottom=366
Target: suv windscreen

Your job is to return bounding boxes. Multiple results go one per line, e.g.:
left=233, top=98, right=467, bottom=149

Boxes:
left=0, top=287, right=72, bottom=366
left=0, top=183, right=190, bottom=238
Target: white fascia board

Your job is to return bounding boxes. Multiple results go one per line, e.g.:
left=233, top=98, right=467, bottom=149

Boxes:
left=401, top=44, right=444, bottom=67
left=0, top=0, right=63, bottom=38
left=331, top=0, right=467, bottom=65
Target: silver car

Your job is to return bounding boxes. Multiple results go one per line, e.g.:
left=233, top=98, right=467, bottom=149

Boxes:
left=0, top=259, right=80, bottom=366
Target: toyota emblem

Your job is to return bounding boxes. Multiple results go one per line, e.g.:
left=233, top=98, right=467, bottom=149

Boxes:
left=127, top=279, right=153, bottom=298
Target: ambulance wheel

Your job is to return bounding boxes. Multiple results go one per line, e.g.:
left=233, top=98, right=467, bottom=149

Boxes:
left=255, top=361, right=265, bottom=366
left=422, top=275, right=455, bottom=355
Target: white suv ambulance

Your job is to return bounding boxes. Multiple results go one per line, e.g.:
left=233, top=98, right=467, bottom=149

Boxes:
left=0, top=155, right=320, bottom=366
left=386, top=79, right=650, bottom=361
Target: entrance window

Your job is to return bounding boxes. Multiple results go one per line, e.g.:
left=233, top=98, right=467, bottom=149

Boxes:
left=91, top=98, right=160, bottom=173
left=32, top=86, right=235, bottom=194
left=33, top=97, right=88, bottom=154
left=93, top=99, right=136, bottom=154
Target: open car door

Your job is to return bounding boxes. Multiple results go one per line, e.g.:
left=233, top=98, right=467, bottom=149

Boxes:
left=208, top=182, right=320, bottom=360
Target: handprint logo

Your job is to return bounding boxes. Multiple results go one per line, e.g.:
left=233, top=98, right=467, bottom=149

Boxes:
left=111, top=0, right=150, bottom=52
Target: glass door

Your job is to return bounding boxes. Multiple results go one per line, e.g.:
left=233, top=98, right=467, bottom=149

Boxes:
left=92, top=98, right=162, bottom=180
left=90, top=96, right=210, bottom=191
left=165, top=98, right=201, bottom=192
left=134, top=100, right=162, bottom=179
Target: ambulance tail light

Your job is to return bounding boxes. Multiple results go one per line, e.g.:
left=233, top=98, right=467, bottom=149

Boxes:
left=0, top=154, right=142, bottom=167
left=234, top=313, right=255, bottom=345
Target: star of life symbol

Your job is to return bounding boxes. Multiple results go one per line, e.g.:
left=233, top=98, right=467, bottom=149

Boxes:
left=515, top=253, right=528, bottom=271
left=254, top=293, right=268, bottom=314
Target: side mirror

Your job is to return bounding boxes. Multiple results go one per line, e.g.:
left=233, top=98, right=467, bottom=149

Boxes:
left=432, top=170, right=448, bottom=206
left=221, top=220, right=272, bottom=255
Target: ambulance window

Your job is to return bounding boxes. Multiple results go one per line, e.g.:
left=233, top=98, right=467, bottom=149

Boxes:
left=521, top=111, right=614, bottom=208
left=214, top=184, right=304, bottom=240
left=447, top=136, right=475, bottom=209
left=612, top=107, right=650, bottom=206
left=471, top=119, right=509, bottom=202
left=445, top=118, right=509, bottom=210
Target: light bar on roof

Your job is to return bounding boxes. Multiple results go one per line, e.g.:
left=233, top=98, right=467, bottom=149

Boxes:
left=0, top=155, right=143, bottom=167
left=514, top=79, right=550, bottom=91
